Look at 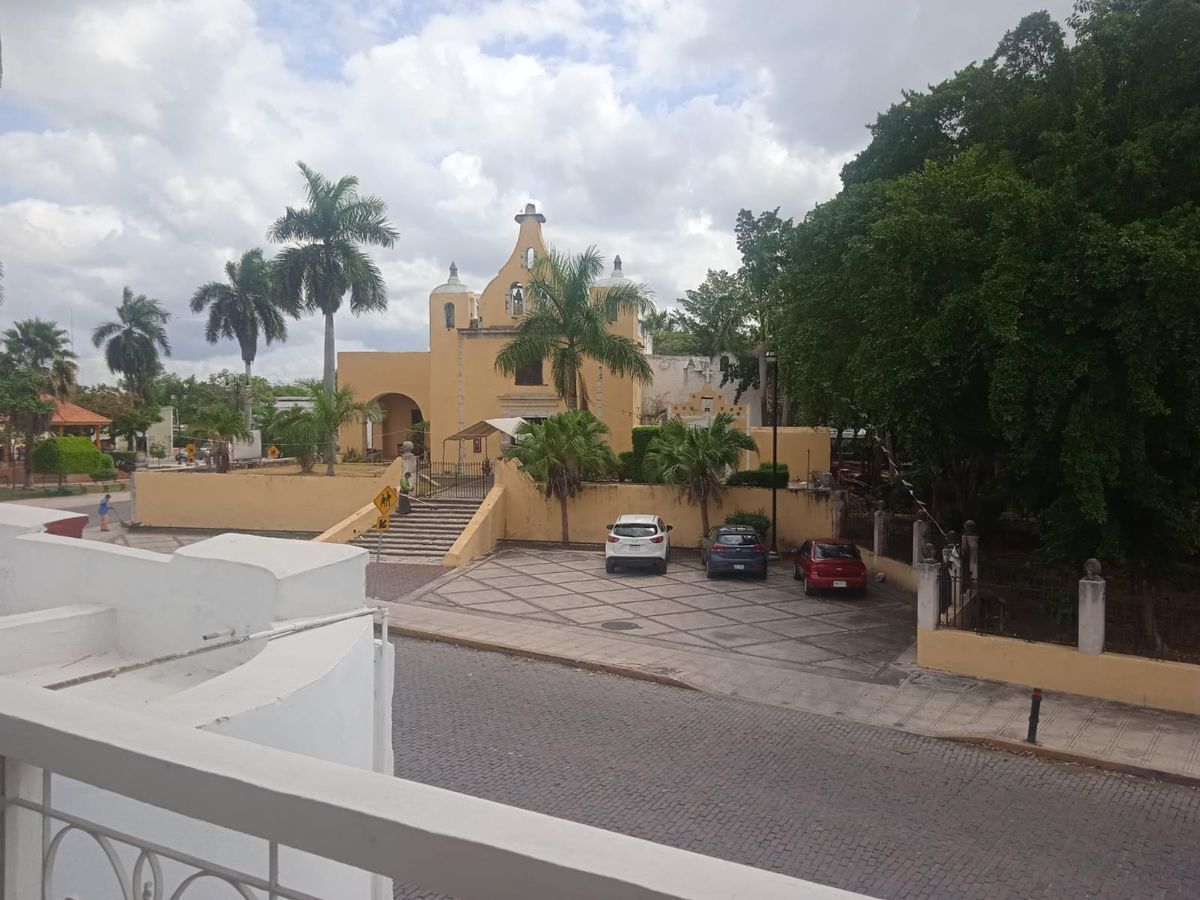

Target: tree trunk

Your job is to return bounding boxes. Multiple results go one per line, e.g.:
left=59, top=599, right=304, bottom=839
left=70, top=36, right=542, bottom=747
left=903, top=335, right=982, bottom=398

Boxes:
left=559, top=495, right=570, bottom=545
left=22, top=430, right=34, bottom=488
left=1134, top=576, right=1164, bottom=652
left=756, top=343, right=769, bottom=425
left=699, top=489, right=711, bottom=537
left=565, top=367, right=579, bottom=410
left=323, top=312, right=336, bottom=476
left=243, top=358, right=254, bottom=432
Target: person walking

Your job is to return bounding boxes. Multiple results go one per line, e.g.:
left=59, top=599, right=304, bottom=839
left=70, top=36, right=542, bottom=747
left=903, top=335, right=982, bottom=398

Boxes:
left=98, top=493, right=112, bottom=532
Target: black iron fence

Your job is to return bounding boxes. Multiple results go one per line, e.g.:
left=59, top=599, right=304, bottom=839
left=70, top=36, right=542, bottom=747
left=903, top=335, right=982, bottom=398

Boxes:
left=844, top=495, right=873, bottom=545
left=939, top=569, right=1078, bottom=647
left=1105, top=583, right=1200, bottom=664
left=413, top=460, right=494, bottom=500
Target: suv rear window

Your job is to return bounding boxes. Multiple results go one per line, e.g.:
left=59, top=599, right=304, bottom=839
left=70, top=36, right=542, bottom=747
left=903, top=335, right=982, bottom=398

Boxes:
left=814, top=543, right=860, bottom=560
left=613, top=524, right=657, bottom=538
left=714, top=532, right=757, bottom=546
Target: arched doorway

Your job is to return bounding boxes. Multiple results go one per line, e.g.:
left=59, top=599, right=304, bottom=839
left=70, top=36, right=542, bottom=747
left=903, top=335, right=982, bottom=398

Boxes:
left=368, top=393, right=425, bottom=460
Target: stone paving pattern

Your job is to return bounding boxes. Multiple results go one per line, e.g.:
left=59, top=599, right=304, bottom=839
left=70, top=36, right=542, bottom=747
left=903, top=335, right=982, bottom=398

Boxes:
left=392, top=637, right=1200, bottom=900
left=411, top=548, right=916, bottom=680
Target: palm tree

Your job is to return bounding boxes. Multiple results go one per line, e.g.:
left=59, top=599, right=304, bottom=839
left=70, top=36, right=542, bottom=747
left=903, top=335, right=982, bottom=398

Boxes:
left=92, top=287, right=172, bottom=400
left=274, top=382, right=380, bottom=474
left=191, top=403, right=252, bottom=473
left=0, top=319, right=78, bottom=487
left=190, top=248, right=288, bottom=430
left=644, top=412, right=756, bottom=537
left=495, top=247, right=653, bottom=411
left=268, top=161, right=398, bottom=475
left=501, top=410, right=617, bottom=544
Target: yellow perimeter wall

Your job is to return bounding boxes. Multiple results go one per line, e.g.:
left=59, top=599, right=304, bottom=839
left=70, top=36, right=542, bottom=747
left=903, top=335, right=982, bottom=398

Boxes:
left=495, top=461, right=831, bottom=548
left=747, top=427, right=831, bottom=480
left=919, top=628, right=1200, bottom=716
left=443, top=485, right=507, bottom=567
left=133, top=459, right=405, bottom=533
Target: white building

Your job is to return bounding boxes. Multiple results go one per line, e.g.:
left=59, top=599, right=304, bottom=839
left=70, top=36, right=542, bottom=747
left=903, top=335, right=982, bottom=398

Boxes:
left=644, top=354, right=765, bottom=427
left=0, top=504, right=867, bottom=900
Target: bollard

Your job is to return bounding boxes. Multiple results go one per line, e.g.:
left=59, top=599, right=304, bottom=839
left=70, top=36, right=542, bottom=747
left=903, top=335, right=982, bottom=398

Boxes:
left=1026, top=688, right=1043, bottom=744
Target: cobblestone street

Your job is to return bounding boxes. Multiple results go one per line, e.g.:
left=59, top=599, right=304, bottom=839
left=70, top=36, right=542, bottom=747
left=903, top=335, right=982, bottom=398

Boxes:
left=393, top=637, right=1200, bottom=900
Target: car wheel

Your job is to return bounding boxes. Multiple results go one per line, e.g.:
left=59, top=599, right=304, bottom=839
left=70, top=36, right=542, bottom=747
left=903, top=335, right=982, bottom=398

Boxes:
left=792, top=564, right=802, bottom=581
left=705, top=562, right=716, bottom=580
left=605, top=558, right=616, bottom=574
left=757, top=568, right=769, bottom=581
left=656, top=558, right=668, bottom=575
left=803, top=577, right=814, bottom=597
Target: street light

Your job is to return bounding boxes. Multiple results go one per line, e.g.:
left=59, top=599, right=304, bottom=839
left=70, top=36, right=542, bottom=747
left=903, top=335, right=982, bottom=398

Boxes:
left=765, top=347, right=780, bottom=559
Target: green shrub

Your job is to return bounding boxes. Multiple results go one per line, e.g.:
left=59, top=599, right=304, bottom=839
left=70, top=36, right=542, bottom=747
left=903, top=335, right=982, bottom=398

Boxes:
left=617, top=450, right=637, bottom=481
left=91, top=455, right=116, bottom=481
left=727, top=468, right=788, bottom=488
left=31, top=437, right=113, bottom=485
left=758, top=462, right=789, bottom=478
left=149, top=443, right=167, bottom=460
left=629, top=425, right=661, bottom=482
left=724, top=509, right=771, bottom=539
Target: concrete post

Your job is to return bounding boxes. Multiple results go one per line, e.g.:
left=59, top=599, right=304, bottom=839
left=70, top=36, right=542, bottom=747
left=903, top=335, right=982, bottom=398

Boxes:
left=872, top=503, right=886, bottom=558
left=962, top=519, right=979, bottom=586
left=912, top=511, right=927, bottom=570
left=1078, top=558, right=1106, bottom=655
left=831, top=490, right=847, bottom=539
left=917, top=551, right=941, bottom=631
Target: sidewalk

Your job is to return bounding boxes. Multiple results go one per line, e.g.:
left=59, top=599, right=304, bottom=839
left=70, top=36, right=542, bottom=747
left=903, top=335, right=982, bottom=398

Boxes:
left=380, top=560, right=1200, bottom=784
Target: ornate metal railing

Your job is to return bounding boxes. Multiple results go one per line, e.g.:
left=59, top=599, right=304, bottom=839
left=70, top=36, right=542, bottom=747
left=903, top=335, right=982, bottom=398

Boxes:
left=0, top=679, right=845, bottom=900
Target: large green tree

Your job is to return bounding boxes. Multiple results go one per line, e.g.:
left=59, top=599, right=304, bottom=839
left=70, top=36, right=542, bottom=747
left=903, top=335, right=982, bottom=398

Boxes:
left=190, top=248, right=288, bottom=430
left=92, top=287, right=172, bottom=400
left=501, top=410, right=617, bottom=544
left=268, top=162, right=398, bottom=475
left=775, top=0, right=1200, bottom=644
left=0, top=319, right=78, bottom=487
left=495, top=247, right=653, bottom=411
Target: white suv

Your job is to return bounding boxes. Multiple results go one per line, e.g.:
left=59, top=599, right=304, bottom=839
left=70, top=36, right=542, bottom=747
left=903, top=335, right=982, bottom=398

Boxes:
left=605, top=514, right=672, bottom=574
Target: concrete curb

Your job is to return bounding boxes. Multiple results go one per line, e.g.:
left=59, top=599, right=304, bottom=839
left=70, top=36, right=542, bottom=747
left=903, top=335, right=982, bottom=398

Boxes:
left=390, top=622, right=698, bottom=691
left=946, top=734, right=1200, bottom=788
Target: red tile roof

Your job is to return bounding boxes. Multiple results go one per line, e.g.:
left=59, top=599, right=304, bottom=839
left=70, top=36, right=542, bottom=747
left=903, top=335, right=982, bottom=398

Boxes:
left=48, top=398, right=112, bottom=427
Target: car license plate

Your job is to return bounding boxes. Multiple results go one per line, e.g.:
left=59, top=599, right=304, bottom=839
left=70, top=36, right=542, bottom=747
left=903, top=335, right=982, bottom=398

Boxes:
left=834, top=580, right=847, bottom=588
left=733, top=564, right=745, bottom=570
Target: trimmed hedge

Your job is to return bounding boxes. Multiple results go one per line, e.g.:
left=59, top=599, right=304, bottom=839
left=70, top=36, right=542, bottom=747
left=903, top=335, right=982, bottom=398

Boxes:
left=30, top=436, right=114, bottom=481
left=617, top=450, right=637, bottom=481
left=727, top=468, right=788, bottom=488
left=758, top=462, right=789, bottom=477
left=628, top=425, right=661, bottom=483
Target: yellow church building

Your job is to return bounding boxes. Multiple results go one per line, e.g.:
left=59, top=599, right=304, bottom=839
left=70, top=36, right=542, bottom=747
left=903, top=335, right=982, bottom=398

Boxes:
left=337, top=203, right=648, bottom=462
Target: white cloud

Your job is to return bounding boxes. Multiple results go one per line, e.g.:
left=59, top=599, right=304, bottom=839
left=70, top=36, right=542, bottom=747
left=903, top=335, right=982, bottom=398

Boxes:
left=0, top=0, right=1075, bottom=385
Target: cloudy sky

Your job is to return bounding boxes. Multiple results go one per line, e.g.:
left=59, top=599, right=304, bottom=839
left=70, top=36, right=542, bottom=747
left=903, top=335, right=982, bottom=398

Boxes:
left=0, top=0, right=1075, bottom=385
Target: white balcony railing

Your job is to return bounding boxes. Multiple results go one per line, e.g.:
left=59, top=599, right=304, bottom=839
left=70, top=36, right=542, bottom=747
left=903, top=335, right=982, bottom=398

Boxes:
left=0, top=678, right=867, bottom=900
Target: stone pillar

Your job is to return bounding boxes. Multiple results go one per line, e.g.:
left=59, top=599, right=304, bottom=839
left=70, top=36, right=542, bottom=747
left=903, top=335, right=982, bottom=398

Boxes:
left=962, top=520, right=979, bottom=586
left=831, top=490, right=847, bottom=539
left=912, top=511, right=928, bottom=570
left=917, top=545, right=941, bottom=631
left=1078, top=558, right=1106, bottom=655
left=872, top=502, right=886, bottom=558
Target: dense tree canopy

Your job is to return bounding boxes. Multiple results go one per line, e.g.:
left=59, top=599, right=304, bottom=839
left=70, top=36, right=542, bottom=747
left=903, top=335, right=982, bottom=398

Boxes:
left=775, top=0, right=1200, bottom=577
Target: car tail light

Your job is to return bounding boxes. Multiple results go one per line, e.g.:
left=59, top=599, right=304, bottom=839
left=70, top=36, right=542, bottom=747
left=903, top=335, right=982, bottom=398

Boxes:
left=607, top=535, right=619, bottom=543
left=650, top=535, right=664, bottom=544
left=711, top=543, right=727, bottom=551
left=753, top=544, right=765, bottom=552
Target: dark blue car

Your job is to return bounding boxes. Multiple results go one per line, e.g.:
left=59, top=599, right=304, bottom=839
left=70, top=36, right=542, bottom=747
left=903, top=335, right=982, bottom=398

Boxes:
left=701, top=525, right=768, bottom=579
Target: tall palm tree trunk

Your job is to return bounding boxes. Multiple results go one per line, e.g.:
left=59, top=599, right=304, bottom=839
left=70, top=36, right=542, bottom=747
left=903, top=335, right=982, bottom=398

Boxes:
left=22, top=429, right=35, bottom=488
left=243, top=359, right=254, bottom=432
left=323, top=311, right=336, bottom=477
left=565, top=367, right=579, bottom=411
left=559, top=495, right=570, bottom=545
left=699, top=488, right=711, bottom=537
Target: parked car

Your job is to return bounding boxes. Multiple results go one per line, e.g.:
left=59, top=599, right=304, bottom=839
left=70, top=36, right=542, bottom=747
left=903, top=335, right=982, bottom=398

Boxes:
left=605, top=514, right=672, bottom=574
left=701, top=524, right=768, bottom=580
left=792, top=539, right=868, bottom=596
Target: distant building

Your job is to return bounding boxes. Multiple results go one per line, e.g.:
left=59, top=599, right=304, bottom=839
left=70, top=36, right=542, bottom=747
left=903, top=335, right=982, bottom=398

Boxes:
left=274, top=395, right=316, bottom=412
left=641, top=355, right=763, bottom=428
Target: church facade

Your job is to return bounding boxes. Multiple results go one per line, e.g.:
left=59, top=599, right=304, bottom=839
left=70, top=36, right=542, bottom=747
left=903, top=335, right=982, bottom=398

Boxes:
left=337, top=204, right=649, bottom=461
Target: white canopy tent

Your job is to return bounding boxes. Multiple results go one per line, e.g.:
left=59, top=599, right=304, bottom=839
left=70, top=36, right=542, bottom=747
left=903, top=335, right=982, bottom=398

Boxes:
left=442, top=417, right=527, bottom=460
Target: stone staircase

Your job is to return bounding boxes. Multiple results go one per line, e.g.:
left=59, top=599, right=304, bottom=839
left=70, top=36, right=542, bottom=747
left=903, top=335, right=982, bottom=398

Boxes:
left=352, top=496, right=483, bottom=561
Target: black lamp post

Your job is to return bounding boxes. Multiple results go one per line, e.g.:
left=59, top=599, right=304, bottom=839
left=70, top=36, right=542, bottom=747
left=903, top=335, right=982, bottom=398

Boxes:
left=766, top=347, right=779, bottom=558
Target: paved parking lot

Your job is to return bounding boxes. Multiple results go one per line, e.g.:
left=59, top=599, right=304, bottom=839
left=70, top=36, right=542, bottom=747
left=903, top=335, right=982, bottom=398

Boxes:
left=411, top=548, right=916, bottom=681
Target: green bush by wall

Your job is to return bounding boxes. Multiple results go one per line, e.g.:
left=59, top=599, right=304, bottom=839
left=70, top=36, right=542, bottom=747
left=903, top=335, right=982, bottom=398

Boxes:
left=30, top=436, right=114, bottom=482
left=727, top=468, right=788, bottom=488
left=629, top=425, right=661, bottom=483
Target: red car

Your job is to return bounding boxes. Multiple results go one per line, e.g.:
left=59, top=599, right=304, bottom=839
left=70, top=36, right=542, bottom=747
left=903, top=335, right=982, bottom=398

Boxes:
left=792, top=539, right=868, bottom=596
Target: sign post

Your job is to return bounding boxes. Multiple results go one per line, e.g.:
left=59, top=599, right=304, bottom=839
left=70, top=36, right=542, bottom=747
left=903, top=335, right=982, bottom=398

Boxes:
left=369, top=487, right=398, bottom=602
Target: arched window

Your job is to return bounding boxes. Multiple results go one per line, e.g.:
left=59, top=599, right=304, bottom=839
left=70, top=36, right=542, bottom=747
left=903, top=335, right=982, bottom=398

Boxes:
left=443, top=302, right=456, bottom=329
left=509, top=282, right=524, bottom=317
left=524, top=247, right=535, bottom=269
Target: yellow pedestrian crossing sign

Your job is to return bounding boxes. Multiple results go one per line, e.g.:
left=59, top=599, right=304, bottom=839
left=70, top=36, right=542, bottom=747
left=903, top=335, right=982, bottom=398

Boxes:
left=374, top=513, right=391, bottom=531
left=373, top=484, right=399, bottom=517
